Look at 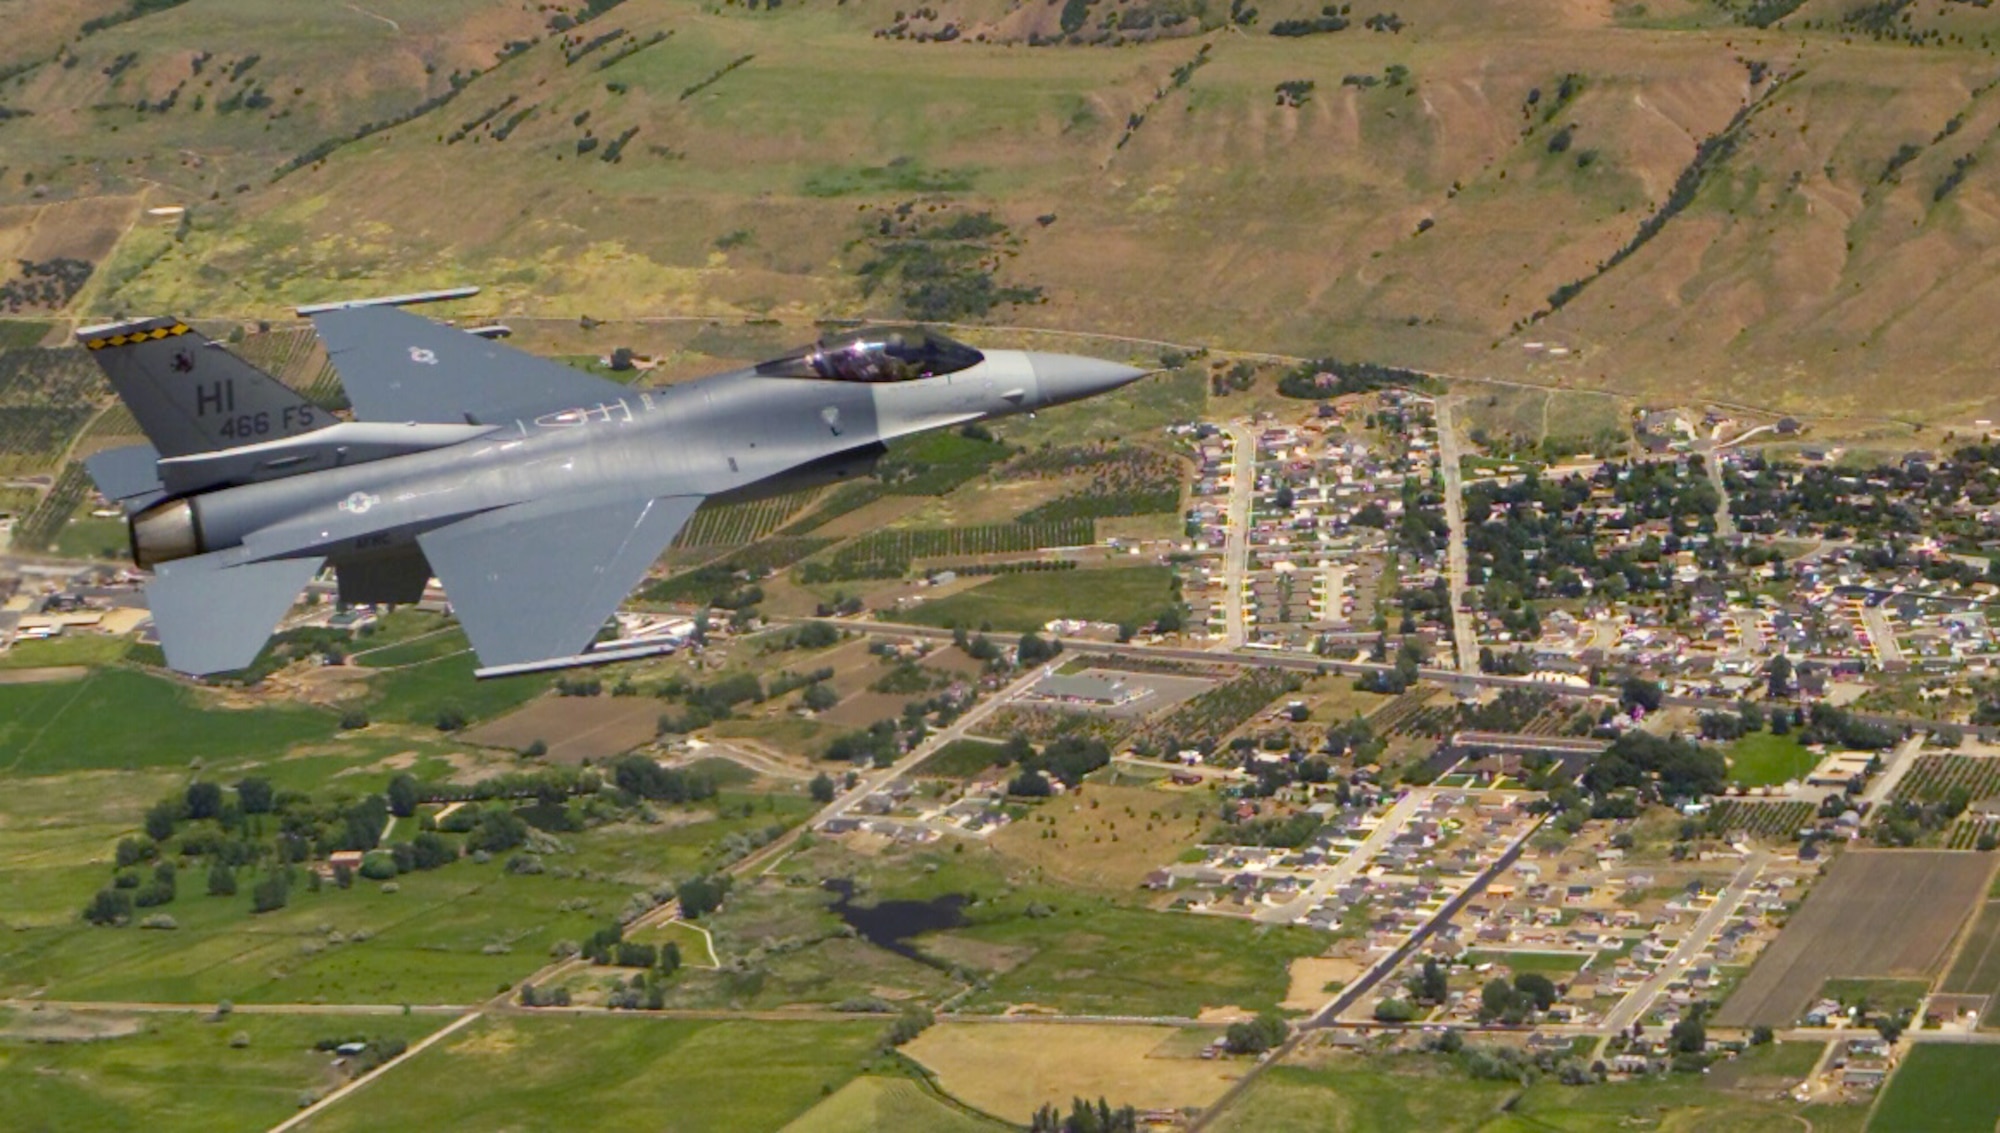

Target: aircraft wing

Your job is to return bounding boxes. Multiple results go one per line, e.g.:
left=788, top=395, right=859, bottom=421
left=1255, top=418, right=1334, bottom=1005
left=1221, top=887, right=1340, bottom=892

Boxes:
left=310, top=305, right=636, bottom=425
left=418, top=493, right=702, bottom=672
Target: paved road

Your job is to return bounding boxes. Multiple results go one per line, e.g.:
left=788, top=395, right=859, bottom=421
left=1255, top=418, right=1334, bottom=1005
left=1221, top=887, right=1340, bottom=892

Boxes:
left=1256, top=789, right=1428, bottom=925
left=781, top=616, right=2000, bottom=743
left=1600, top=850, right=1769, bottom=1035
left=1219, top=421, right=1257, bottom=650
left=1701, top=441, right=1737, bottom=541
left=1435, top=396, right=1477, bottom=673
left=1862, top=605, right=1905, bottom=669
left=1859, top=733, right=1927, bottom=807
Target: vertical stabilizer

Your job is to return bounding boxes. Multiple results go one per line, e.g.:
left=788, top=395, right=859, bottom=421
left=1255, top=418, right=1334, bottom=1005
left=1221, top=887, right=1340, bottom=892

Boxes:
left=77, top=318, right=332, bottom=457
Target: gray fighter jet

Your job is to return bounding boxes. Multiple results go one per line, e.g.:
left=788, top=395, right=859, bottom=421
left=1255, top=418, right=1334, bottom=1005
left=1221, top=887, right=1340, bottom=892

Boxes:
left=77, top=292, right=1147, bottom=678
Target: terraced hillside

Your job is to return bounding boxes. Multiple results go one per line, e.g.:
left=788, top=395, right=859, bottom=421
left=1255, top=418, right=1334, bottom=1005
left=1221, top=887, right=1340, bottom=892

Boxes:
left=2, top=0, right=2000, bottom=419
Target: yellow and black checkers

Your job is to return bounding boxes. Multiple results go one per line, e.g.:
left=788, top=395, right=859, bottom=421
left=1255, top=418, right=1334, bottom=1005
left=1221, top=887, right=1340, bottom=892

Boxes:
left=84, top=322, right=190, bottom=351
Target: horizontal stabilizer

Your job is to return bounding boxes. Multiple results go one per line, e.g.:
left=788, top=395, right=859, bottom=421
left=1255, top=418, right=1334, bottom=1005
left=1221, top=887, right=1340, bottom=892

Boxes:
left=147, top=553, right=323, bottom=676
left=310, top=305, right=634, bottom=425
left=421, top=493, right=702, bottom=670
left=83, top=443, right=165, bottom=515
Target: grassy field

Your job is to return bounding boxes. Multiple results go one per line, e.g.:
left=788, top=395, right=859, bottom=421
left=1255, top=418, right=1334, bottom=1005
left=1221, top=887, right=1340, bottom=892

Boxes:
left=898, top=566, right=1179, bottom=634
left=1871, top=1044, right=2000, bottom=1132
left=0, top=1009, right=446, bottom=1133
left=947, top=901, right=1324, bottom=1018
left=1725, top=732, right=1818, bottom=788
left=1213, top=1051, right=1866, bottom=1133
left=989, top=782, right=1212, bottom=891
left=0, top=784, right=811, bottom=1004
left=0, top=668, right=334, bottom=776
left=904, top=1022, right=1235, bottom=1123
left=300, top=1016, right=890, bottom=1133
left=1461, top=950, right=1593, bottom=975
left=783, top=1074, right=1010, bottom=1133
left=914, top=738, right=1011, bottom=779
left=364, top=650, right=551, bottom=728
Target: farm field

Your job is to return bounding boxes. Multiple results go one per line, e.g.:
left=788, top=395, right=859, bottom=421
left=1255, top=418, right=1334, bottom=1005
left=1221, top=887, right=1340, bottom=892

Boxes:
left=1870, top=1044, right=2000, bottom=1133
left=0, top=668, right=334, bottom=776
left=460, top=695, right=661, bottom=762
left=914, top=738, right=1011, bottom=779
left=0, top=1009, right=446, bottom=1133
left=1714, top=851, right=1995, bottom=1028
left=782, top=1074, right=1009, bottom=1133
left=1725, top=733, right=1817, bottom=788
left=364, top=650, right=551, bottom=728
left=1941, top=894, right=2000, bottom=1016
left=1705, top=800, right=1817, bottom=842
left=1894, top=755, right=2000, bottom=805
left=903, top=1022, right=1236, bottom=1123
left=896, top=566, right=1179, bottom=633
left=298, top=1016, right=890, bottom=1133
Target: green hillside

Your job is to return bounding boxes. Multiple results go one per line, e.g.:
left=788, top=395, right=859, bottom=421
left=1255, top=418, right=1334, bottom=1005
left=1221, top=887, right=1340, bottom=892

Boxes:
left=3, top=0, right=2000, bottom=420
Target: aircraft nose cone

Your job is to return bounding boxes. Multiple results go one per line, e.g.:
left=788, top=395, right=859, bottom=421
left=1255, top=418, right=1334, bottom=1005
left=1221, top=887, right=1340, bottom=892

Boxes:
left=1026, top=352, right=1149, bottom=408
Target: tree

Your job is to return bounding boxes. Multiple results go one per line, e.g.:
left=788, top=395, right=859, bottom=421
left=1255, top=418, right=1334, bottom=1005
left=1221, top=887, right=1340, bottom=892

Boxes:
left=1373, top=998, right=1418, bottom=1023
left=185, top=781, right=224, bottom=821
left=1768, top=653, right=1794, bottom=700
left=609, top=346, right=634, bottom=371
left=677, top=873, right=732, bottom=919
left=83, top=888, right=132, bottom=926
left=386, top=773, right=420, bottom=818
left=466, top=809, right=528, bottom=854
left=1017, top=631, right=1059, bottom=666
left=1223, top=1012, right=1289, bottom=1054
left=207, top=862, right=237, bottom=896
left=1415, top=957, right=1449, bottom=1004
left=1513, top=972, right=1558, bottom=1012
left=251, top=870, right=290, bottom=914
left=809, top=772, right=836, bottom=804
left=1670, top=1010, right=1706, bottom=1054
left=1750, top=1024, right=1774, bottom=1046
left=235, top=777, right=274, bottom=815
left=801, top=682, right=839, bottom=711
left=1620, top=677, right=1663, bottom=714
left=114, top=837, right=155, bottom=869
left=143, top=800, right=179, bottom=842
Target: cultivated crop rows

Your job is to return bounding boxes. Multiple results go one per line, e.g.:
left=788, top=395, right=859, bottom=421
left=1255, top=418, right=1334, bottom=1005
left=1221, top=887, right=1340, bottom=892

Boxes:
left=1133, top=667, right=1298, bottom=752
left=0, top=346, right=103, bottom=405
left=0, top=407, right=93, bottom=473
left=1894, top=756, right=2000, bottom=805
left=1707, top=800, right=1817, bottom=840
left=806, top=518, right=1096, bottom=581
left=12, top=461, right=90, bottom=550
left=676, top=490, right=819, bottom=547
left=1009, top=444, right=1184, bottom=523
left=1368, top=689, right=1434, bottom=734
left=1949, top=817, right=2000, bottom=850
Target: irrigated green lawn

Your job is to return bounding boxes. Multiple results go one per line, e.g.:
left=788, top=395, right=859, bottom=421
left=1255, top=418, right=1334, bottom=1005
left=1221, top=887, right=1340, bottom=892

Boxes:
left=1726, top=732, right=1818, bottom=788
left=0, top=1009, right=446, bottom=1133
left=1872, top=1044, right=2000, bottom=1132
left=302, top=1016, right=890, bottom=1133
left=899, top=566, right=1178, bottom=634
left=0, top=668, right=334, bottom=776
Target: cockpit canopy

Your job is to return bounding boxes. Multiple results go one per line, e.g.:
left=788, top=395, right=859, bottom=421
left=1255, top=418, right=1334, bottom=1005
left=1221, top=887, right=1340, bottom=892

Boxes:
left=755, top=327, right=984, bottom=383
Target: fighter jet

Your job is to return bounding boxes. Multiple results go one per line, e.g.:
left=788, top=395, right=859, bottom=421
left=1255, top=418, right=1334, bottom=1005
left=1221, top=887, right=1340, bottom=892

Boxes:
left=77, top=291, right=1148, bottom=678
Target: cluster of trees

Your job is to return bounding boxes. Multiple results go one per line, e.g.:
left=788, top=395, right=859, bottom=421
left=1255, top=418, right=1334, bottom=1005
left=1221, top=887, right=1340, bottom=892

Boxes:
left=1275, top=357, right=1434, bottom=399
left=1478, top=972, right=1560, bottom=1024
left=1029, top=1099, right=1139, bottom=1133
left=1003, top=735, right=1114, bottom=798
left=610, top=756, right=719, bottom=804
left=1582, top=730, right=1726, bottom=800
left=1223, top=1012, right=1289, bottom=1054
